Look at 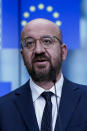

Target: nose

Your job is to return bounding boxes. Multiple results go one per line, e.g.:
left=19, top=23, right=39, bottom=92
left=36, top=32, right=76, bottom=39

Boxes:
left=34, top=40, right=45, bottom=54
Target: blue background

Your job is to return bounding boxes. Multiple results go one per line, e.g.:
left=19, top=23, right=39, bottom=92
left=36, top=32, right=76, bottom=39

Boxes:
left=2, top=0, right=80, bottom=49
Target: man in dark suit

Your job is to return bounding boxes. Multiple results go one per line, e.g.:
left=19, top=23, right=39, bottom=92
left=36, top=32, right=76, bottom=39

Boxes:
left=0, top=18, right=87, bottom=131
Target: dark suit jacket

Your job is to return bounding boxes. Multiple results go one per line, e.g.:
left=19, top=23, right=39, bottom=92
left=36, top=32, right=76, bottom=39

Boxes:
left=0, top=78, right=87, bottom=131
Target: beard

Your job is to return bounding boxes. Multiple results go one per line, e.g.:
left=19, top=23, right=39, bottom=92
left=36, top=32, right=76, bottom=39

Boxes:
left=25, top=52, right=62, bottom=82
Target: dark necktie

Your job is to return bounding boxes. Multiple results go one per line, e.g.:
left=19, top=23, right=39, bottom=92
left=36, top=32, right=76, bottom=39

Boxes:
left=41, top=91, right=53, bottom=131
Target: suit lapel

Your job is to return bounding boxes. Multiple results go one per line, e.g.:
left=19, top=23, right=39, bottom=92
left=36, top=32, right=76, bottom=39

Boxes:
left=55, top=78, right=81, bottom=131
left=14, top=81, right=39, bottom=131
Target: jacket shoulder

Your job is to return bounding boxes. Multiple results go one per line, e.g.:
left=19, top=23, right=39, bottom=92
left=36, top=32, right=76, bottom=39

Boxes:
left=64, top=77, right=87, bottom=94
left=0, top=80, right=29, bottom=104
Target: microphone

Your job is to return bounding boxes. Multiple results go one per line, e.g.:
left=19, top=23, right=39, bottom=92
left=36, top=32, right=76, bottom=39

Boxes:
left=51, top=69, right=62, bottom=131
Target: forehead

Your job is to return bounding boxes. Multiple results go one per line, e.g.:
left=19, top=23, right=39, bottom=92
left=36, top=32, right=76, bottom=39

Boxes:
left=21, top=21, right=60, bottom=39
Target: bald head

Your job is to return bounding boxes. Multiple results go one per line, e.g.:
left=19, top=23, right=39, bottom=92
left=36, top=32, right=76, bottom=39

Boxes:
left=21, top=18, right=62, bottom=43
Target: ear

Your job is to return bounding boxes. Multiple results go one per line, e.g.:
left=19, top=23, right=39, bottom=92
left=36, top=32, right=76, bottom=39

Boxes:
left=61, top=44, right=67, bottom=61
left=20, top=49, right=24, bottom=60
left=20, top=49, right=23, bottom=56
left=20, top=49, right=26, bottom=65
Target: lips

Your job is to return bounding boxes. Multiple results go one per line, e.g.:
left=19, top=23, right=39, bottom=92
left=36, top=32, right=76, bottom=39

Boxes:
left=33, top=57, right=49, bottom=63
left=32, top=58, right=49, bottom=67
left=34, top=59, right=47, bottom=62
left=34, top=60, right=48, bottom=65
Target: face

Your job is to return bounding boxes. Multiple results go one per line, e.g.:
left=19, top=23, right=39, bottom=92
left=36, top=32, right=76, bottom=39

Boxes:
left=21, top=19, right=67, bottom=82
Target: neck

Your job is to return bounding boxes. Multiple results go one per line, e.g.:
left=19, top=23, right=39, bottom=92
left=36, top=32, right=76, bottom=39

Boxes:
left=32, top=72, right=61, bottom=90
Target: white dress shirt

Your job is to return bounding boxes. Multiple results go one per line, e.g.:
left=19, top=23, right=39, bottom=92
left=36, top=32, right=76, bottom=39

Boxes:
left=30, top=74, right=64, bottom=131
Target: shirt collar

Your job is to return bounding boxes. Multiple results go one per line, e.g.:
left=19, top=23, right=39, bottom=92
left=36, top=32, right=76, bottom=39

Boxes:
left=30, top=73, right=64, bottom=102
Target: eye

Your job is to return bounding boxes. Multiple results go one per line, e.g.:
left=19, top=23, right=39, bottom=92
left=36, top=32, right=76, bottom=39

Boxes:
left=25, top=39, right=35, bottom=48
left=42, top=38, right=53, bottom=45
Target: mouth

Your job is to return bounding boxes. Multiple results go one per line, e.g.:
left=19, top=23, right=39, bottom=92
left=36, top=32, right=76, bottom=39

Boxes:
left=33, top=59, right=49, bottom=66
left=34, top=60, right=48, bottom=63
left=33, top=58, right=49, bottom=62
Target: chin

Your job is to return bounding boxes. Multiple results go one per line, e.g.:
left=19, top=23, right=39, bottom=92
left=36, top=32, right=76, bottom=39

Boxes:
left=35, top=66, right=50, bottom=74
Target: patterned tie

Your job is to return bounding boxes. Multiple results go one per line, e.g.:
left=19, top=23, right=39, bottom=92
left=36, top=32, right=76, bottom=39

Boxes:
left=41, top=91, right=53, bottom=131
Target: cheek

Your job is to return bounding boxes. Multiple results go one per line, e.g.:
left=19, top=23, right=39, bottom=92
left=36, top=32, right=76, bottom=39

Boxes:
left=48, top=47, right=61, bottom=63
left=22, top=52, right=33, bottom=67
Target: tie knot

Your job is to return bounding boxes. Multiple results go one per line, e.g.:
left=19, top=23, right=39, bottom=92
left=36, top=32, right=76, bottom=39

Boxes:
left=41, top=91, right=53, bottom=102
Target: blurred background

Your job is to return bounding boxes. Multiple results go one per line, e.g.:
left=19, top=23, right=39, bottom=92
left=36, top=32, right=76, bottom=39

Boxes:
left=0, top=0, right=87, bottom=96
